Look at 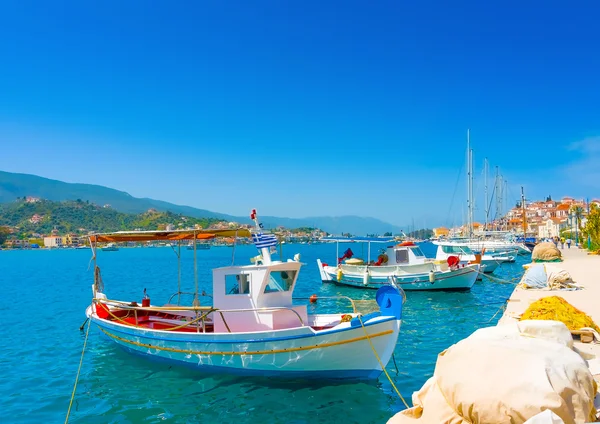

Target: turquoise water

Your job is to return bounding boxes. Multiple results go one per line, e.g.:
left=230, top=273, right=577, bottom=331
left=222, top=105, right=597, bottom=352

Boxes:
left=0, top=243, right=524, bottom=423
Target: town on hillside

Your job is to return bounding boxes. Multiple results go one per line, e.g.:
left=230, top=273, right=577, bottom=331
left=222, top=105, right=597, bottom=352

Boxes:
left=0, top=197, right=329, bottom=249
left=434, top=196, right=600, bottom=241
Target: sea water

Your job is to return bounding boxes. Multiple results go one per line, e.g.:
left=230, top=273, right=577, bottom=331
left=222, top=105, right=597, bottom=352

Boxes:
left=0, top=242, right=523, bottom=423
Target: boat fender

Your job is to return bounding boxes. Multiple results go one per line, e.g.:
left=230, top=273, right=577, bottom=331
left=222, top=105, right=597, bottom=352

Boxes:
left=363, top=272, right=370, bottom=286
left=309, top=294, right=318, bottom=303
left=337, top=269, right=343, bottom=281
left=429, top=270, right=435, bottom=284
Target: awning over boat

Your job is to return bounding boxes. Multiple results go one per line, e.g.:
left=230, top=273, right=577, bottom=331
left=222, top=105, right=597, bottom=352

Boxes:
left=320, top=236, right=396, bottom=243
left=89, top=228, right=252, bottom=242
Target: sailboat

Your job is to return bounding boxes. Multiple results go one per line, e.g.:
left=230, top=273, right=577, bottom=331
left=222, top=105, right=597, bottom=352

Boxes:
left=435, top=130, right=521, bottom=267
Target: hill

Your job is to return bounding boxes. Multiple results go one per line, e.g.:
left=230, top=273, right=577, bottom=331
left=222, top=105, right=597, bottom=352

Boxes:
left=0, top=199, right=223, bottom=236
left=0, top=170, right=403, bottom=235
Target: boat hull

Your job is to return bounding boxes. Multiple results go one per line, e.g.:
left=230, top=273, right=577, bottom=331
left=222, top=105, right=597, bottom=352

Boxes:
left=88, top=308, right=401, bottom=379
left=317, top=261, right=479, bottom=291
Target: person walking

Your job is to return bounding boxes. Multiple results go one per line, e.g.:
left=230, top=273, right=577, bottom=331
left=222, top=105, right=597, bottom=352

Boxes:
left=566, top=238, right=572, bottom=249
left=560, top=237, right=565, bottom=249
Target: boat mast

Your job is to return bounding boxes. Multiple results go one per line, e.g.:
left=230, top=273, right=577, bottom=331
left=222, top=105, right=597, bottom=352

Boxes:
left=484, top=157, right=488, bottom=231
left=250, top=209, right=273, bottom=265
left=466, top=129, right=474, bottom=238
left=521, top=186, right=527, bottom=237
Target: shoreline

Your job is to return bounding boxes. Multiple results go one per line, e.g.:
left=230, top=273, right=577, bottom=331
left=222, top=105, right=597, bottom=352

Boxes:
left=498, top=246, right=600, bottom=361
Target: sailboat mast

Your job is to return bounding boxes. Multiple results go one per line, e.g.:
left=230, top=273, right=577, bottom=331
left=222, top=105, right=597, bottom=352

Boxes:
left=466, top=129, right=474, bottom=238
left=521, top=186, right=527, bottom=236
left=466, top=130, right=470, bottom=237
left=484, top=158, right=488, bottom=231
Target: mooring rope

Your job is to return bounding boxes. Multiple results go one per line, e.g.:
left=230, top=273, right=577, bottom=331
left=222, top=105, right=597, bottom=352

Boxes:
left=356, top=315, right=410, bottom=409
left=65, top=318, right=91, bottom=424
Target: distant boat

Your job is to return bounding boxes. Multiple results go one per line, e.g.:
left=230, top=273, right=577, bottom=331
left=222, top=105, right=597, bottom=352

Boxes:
left=317, top=237, right=480, bottom=291
left=187, top=243, right=211, bottom=250
left=101, top=243, right=119, bottom=251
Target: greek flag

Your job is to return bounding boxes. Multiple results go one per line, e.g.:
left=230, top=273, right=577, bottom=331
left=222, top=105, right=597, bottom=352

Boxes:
left=252, top=232, right=278, bottom=248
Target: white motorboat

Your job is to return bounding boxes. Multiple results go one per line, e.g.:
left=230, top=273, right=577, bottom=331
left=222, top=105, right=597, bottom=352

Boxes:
left=317, top=238, right=480, bottom=291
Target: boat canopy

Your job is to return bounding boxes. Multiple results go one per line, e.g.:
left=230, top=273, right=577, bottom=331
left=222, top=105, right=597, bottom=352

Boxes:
left=321, top=236, right=396, bottom=243
left=89, top=228, right=252, bottom=243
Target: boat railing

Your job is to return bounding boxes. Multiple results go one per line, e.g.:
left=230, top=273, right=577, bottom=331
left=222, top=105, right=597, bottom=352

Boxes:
left=293, top=295, right=358, bottom=314
left=167, top=291, right=212, bottom=305
left=92, top=298, right=306, bottom=333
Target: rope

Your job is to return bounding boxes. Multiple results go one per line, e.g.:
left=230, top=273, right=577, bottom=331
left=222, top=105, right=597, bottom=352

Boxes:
left=479, top=272, right=521, bottom=285
left=65, top=318, right=91, bottom=423
left=356, top=315, right=410, bottom=409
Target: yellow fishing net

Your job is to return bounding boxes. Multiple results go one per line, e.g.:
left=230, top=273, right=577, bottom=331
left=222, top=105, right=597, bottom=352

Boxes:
left=353, top=299, right=380, bottom=315
left=520, top=296, right=600, bottom=332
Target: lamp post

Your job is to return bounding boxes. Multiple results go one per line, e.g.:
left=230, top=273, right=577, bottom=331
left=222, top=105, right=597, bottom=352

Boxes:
left=575, top=211, right=579, bottom=246
left=587, top=198, right=591, bottom=250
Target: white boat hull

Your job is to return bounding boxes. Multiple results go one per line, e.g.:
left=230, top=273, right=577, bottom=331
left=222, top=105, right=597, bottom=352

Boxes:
left=317, top=260, right=479, bottom=291
left=87, top=308, right=401, bottom=379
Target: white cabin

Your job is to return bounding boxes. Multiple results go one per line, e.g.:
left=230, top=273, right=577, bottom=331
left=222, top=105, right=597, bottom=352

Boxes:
left=212, top=261, right=308, bottom=333
left=382, top=243, right=428, bottom=266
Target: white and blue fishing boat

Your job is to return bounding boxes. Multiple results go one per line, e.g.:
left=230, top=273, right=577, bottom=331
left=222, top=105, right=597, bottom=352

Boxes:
left=317, top=237, right=480, bottom=291
left=432, top=240, right=515, bottom=272
left=186, top=242, right=211, bottom=250
left=101, top=242, right=119, bottom=251
left=85, top=210, right=404, bottom=379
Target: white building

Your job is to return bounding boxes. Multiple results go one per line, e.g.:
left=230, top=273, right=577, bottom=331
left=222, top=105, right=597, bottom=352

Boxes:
left=44, top=235, right=63, bottom=248
left=538, top=218, right=568, bottom=239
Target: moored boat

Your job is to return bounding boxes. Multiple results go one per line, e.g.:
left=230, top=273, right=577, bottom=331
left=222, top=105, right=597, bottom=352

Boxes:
left=432, top=241, right=515, bottom=273
left=186, top=242, right=211, bottom=250
left=101, top=242, right=119, bottom=251
left=317, top=238, right=480, bottom=291
left=85, top=210, right=404, bottom=379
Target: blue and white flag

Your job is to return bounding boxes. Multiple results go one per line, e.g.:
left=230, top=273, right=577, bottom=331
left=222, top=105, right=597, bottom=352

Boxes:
left=252, top=232, right=278, bottom=249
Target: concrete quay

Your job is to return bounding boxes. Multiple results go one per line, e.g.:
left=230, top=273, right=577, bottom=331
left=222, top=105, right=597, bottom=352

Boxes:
left=499, top=245, right=600, bottom=415
left=499, top=246, right=600, bottom=359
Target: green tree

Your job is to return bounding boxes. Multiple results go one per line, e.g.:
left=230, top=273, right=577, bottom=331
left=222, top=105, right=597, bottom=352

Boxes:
left=570, top=205, right=585, bottom=244
left=384, top=232, right=392, bottom=236
left=582, top=204, right=600, bottom=250
left=0, top=226, right=9, bottom=245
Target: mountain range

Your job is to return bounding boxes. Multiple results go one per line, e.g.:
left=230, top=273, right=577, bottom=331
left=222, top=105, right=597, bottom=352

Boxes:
left=0, top=171, right=405, bottom=235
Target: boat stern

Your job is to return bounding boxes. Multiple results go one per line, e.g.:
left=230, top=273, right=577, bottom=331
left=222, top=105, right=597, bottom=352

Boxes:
left=316, top=259, right=334, bottom=283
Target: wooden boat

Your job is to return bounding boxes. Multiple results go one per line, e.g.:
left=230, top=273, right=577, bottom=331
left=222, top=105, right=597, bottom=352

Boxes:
left=85, top=210, right=404, bottom=379
left=317, top=237, right=480, bottom=291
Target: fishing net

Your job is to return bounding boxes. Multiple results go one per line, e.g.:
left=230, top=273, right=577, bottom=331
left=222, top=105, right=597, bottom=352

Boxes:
left=353, top=299, right=381, bottom=315
left=531, top=242, right=562, bottom=262
left=520, top=296, right=600, bottom=332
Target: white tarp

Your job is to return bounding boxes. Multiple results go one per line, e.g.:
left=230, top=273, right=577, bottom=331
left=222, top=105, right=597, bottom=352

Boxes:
left=388, top=321, right=597, bottom=424
left=518, top=264, right=578, bottom=290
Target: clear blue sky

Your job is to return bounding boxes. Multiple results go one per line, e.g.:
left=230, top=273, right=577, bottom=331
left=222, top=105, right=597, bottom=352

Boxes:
left=1, top=0, right=599, bottom=227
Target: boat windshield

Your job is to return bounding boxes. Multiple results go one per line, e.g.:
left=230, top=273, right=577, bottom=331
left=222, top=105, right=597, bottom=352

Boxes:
left=264, top=270, right=297, bottom=293
left=441, top=245, right=473, bottom=255
left=409, top=246, right=425, bottom=257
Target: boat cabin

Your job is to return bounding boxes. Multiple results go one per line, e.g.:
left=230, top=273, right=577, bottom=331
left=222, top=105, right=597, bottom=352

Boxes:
left=212, top=260, right=308, bottom=332
left=437, top=244, right=474, bottom=257
left=379, top=242, right=428, bottom=266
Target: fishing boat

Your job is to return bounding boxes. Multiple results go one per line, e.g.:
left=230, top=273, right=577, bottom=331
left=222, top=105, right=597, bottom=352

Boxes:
left=432, top=241, right=515, bottom=272
left=85, top=210, right=404, bottom=379
left=186, top=242, right=211, bottom=250
left=101, top=242, right=119, bottom=251
left=316, top=237, right=480, bottom=291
